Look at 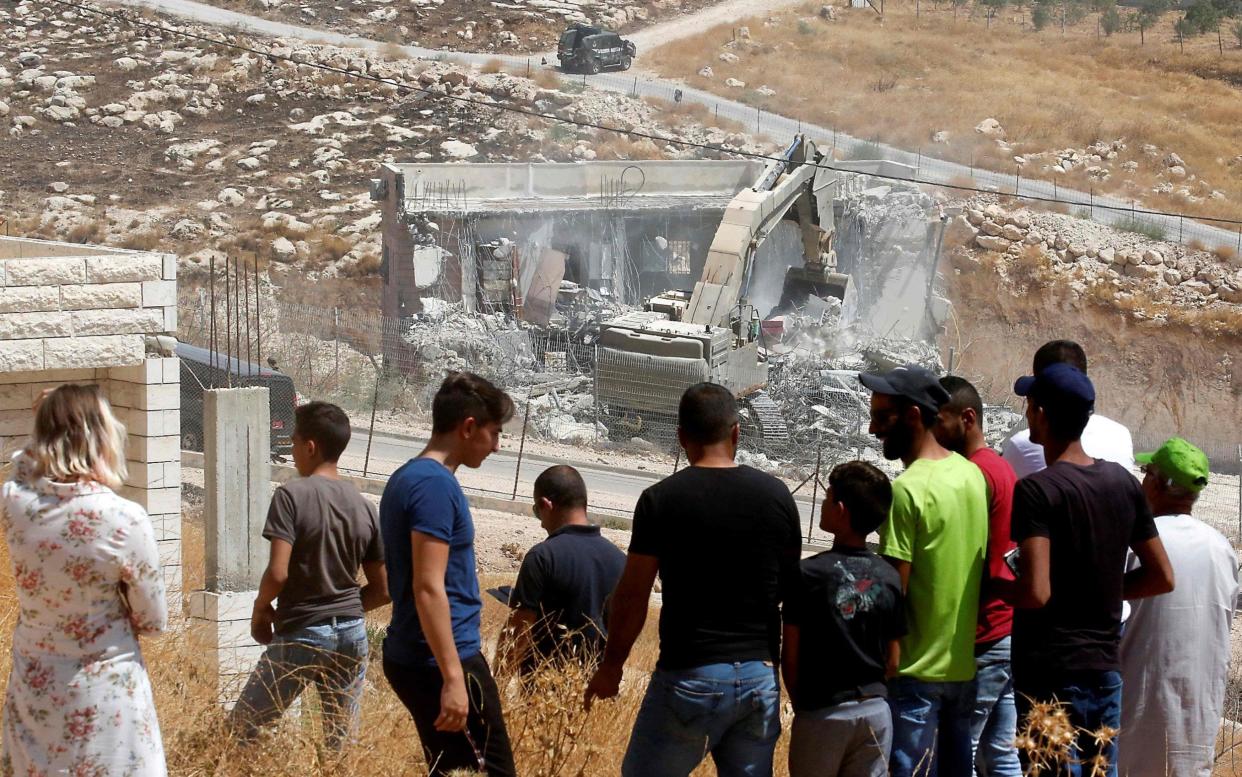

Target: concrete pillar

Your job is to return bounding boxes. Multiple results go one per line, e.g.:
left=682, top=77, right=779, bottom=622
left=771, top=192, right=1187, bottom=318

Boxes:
left=191, top=386, right=271, bottom=704
left=204, top=387, right=269, bottom=591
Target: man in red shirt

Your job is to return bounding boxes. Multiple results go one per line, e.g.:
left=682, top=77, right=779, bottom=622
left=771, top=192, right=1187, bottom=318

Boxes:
left=935, top=376, right=1021, bottom=777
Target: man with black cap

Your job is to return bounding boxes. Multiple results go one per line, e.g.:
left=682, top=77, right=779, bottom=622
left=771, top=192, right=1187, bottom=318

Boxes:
left=859, top=364, right=989, bottom=777
left=1119, top=438, right=1237, bottom=777
left=1010, top=363, right=1174, bottom=777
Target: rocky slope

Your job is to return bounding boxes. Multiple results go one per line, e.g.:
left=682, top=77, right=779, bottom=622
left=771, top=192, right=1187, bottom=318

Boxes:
left=0, top=1, right=769, bottom=279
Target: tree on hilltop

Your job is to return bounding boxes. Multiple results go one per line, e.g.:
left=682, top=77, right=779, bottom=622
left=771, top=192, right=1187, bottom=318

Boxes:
left=1137, top=0, right=1171, bottom=43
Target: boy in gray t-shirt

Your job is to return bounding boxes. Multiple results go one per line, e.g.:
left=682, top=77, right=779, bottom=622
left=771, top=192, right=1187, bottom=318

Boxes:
left=229, top=402, right=388, bottom=749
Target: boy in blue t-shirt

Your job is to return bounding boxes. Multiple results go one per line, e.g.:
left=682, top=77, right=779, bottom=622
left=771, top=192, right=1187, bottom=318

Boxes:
left=380, top=372, right=516, bottom=777
left=782, top=461, right=907, bottom=777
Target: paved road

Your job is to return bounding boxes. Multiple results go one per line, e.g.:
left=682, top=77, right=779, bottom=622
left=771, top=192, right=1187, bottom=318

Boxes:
left=340, top=428, right=838, bottom=544
left=107, top=0, right=1242, bottom=251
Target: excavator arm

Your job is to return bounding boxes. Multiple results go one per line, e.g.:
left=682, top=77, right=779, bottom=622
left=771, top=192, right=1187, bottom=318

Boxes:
left=684, top=136, right=846, bottom=328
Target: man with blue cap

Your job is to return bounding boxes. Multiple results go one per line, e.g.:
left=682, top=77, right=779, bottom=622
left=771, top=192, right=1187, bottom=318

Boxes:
left=1119, top=438, right=1238, bottom=777
left=1008, top=363, right=1174, bottom=777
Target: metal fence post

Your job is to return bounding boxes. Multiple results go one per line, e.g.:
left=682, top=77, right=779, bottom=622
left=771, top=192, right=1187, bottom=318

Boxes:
left=1237, top=444, right=1241, bottom=543
left=333, top=307, right=340, bottom=388
left=511, top=392, right=532, bottom=500
left=807, top=442, right=823, bottom=542
left=362, top=365, right=381, bottom=479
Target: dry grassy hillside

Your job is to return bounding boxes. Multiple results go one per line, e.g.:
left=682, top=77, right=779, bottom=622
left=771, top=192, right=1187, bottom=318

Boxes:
left=647, top=0, right=1242, bottom=223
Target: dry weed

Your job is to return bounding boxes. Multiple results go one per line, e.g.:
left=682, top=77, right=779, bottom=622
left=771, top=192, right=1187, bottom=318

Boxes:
left=119, top=229, right=164, bottom=251
left=480, top=59, right=505, bottom=74
left=532, top=68, right=562, bottom=89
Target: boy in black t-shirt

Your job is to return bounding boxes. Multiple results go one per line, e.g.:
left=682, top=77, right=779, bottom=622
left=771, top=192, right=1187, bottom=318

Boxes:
left=783, top=461, right=906, bottom=777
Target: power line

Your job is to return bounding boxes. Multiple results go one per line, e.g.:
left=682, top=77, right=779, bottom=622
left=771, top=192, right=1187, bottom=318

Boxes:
left=33, top=0, right=1242, bottom=232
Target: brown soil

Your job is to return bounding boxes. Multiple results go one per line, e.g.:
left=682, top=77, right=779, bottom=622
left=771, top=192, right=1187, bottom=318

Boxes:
left=946, top=260, right=1242, bottom=470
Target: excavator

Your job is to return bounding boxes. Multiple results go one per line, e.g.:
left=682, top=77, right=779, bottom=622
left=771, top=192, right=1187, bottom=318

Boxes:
left=594, top=136, right=849, bottom=443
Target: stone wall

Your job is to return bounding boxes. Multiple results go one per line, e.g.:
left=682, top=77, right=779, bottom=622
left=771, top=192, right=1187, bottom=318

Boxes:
left=0, top=236, right=182, bottom=605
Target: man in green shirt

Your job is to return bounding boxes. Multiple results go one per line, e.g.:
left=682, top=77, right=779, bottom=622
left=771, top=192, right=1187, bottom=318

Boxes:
left=859, top=365, right=989, bottom=777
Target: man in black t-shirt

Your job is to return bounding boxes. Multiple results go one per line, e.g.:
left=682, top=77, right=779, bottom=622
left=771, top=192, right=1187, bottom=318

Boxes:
left=584, top=383, right=802, bottom=777
left=1009, top=363, right=1174, bottom=777
left=783, top=461, right=906, bottom=777
left=495, top=465, right=625, bottom=676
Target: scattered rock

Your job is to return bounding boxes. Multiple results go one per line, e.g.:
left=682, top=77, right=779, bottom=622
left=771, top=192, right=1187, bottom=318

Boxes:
left=975, top=118, right=1004, bottom=138
left=725, top=78, right=746, bottom=88
left=698, top=66, right=714, bottom=78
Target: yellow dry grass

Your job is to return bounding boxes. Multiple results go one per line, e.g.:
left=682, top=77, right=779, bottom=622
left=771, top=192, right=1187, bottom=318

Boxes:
left=645, top=0, right=1242, bottom=223
left=0, top=512, right=765, bottom=776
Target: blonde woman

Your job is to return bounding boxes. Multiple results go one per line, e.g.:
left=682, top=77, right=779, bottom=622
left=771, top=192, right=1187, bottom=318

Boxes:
left=0, top=384, right=167, bottom=776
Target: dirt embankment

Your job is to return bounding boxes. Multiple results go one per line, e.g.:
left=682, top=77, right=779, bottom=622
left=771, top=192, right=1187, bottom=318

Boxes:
left=947, top=271, right=1242, bottom=469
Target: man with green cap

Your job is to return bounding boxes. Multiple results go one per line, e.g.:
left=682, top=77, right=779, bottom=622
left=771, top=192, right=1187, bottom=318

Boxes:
left=1119, top=438, right=1238, bottom=777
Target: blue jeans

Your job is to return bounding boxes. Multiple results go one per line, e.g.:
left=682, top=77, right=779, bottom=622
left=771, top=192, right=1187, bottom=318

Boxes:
left=970, top=638, right=1021, bottom=777
left=1015, top=671, right=1122, bottom=777
left=622, top=661, right=781, bottom=777
left=229, top=616, right=369, bottom=749
left=888, top=676, right=977, bottom=777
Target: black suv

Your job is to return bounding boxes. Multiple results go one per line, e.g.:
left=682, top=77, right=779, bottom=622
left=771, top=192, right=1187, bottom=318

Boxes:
left=176, top=341, right=297, bottom=460
left=557, top=23, right=636, bottom=74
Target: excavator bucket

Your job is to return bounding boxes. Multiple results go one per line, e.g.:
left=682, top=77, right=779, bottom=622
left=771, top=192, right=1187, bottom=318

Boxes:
left=779, top=266, right=851, bottom=312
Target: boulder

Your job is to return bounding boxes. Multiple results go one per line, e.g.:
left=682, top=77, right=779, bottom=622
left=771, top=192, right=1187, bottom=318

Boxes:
left=440, top=139, right=478, bottom=158
left=976, top=235, right=1011, bottom=252
left=217, top=187, right=245, bottom=207
left=718, top=52, right=740, bottom=64
left=1162, top=269, right=1182, bottom=286
left=965, top=209, right=984, bottom=226
left=756, top=85, right=776, bottom=97
left=1142, top=249, right=1164, bottom=265
left=271, top=237, right=296, bottom=262
left=1067, top=243, right=1088, bottom=260
left=170, top=219, right=204, bottom=240
left=931, top=130, right=949, bottom=144
left=1163, top=152, right=1185, bottom=168
left=1098, top=246, right=1115, bottom=265
left=236, top=157, right=262, bottom=171
left=114, top=56, right=140, bottom=71
left=975, top=118, right=1005, bottom=138
left=980, top=220, right=1004, bottom=237
left=1127, top=264, right=1162, bottom=281
left=1001, top=224, right=1025, bottom=242
left=725, top=78, right=746, bottom=88
left=1168, top=166, right=1186, bottom=178
left=698, top=66, right=714, bottom=78
left=1218, top=283, right=1242, bottom=303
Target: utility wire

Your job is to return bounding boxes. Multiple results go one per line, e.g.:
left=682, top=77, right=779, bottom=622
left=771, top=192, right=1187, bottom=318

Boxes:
left=32, top=0, right=1242, bottom=231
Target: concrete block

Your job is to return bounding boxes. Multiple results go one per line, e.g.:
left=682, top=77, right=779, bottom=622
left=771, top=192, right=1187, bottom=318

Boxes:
left=162, top=254, right=177, bottom=281
left=61, top=283, right=142, bottom=311
left=162, top=305, right=177, bottom=333
left=70, top=308, right=164, bottom=336
left=112, top=407, right=179, bottom=436
left=5, top=257, right=86, bottom=285
left=107, top=380, right=179, bottom=411
left=150, top=512, right=182, bottom=541
left=0, top=261, right=5, bottom=287
left=189, top=590, right=257, bottom=623
left=123, top=459, right=180, bottom=489
left=85, top=254, right=163, bottom=283
left=0, top=384, right=31, bottom=411
left=205, top=388, right=271, bottom=592
left=0, top=410, right=33, bottom=437
left=122, top=485, right=180, bottom=514
left=141, top=280, right=176, bottom=308
left=44, top=335, right=143, bottom=370
left=160, top=357, right=180, bottom=384
left=128, top=434, right=180, bottom=463
left=156, top=538, right=181, bottom=569
left=0, top=286, right=60, bottom=314
left=0, top=340, right=44, bottom=372
left=0, top=312, right=71, bottom=340
left=107, top=359, right=162, bottom=385
left=0, top=368, right=99, bottom=385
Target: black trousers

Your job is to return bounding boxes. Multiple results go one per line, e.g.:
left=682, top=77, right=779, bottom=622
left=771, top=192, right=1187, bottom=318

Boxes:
left=383, top=653, right=517, bottom=777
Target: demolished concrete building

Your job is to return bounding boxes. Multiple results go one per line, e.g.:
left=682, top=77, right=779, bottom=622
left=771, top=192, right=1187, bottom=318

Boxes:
left=371, top=159, right=766, bottom=322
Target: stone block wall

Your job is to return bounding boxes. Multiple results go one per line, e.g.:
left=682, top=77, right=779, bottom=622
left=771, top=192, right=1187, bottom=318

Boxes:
left=0, top=237, right=182, bottom=608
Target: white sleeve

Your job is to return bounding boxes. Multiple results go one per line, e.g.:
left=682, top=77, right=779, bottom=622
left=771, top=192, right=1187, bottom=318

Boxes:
left=1001, top=428, right=1045, bottom=479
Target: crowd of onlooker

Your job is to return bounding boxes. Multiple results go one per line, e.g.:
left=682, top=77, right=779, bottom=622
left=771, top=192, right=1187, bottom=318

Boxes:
left=0, top=338, right=1236, bottom=777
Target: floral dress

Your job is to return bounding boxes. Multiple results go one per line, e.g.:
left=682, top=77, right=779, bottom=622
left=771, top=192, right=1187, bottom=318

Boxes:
left=0, top=451, right=167, bottom=777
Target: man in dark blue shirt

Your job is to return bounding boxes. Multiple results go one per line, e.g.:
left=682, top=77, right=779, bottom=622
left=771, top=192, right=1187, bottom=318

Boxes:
left=380, top=372, right=516, bottom=777
left=495, top=465, right=626, bottom=677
